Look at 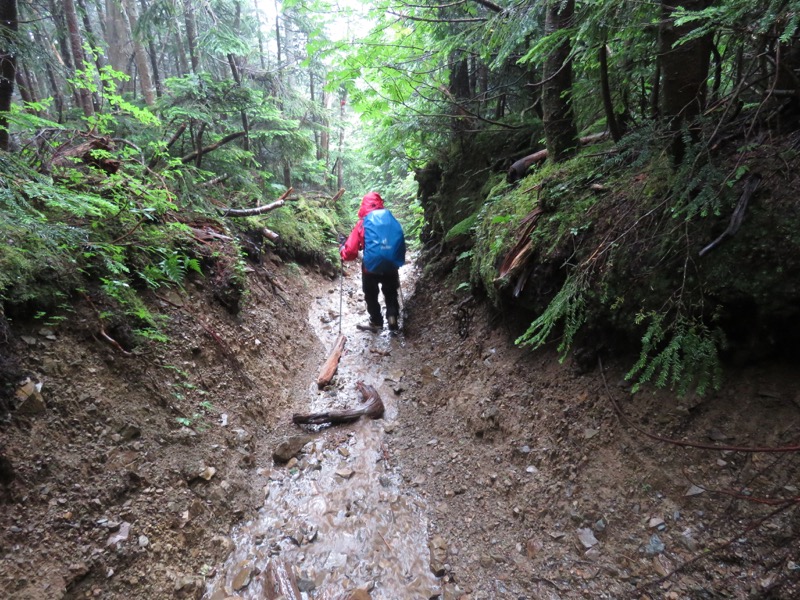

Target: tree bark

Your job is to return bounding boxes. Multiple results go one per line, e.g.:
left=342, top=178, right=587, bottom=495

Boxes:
left=295, top=381, right=385, bottom=425
left=659, top=0, right=712, bottom=164
left=316, top=333, right=346, bottom=389
left=64, top=0, right=95, bottom=118
left=541, top=0, right=579, bottom=162
left=0, top=0, right=17, bottom=151
left=122, top=0, right=154, bottom=105
left=182, top=0, right=199, bottom=73
left=599, top=42, right=622, bottom=142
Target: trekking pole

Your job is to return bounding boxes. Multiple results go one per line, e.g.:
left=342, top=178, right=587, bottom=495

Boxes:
left=338, top=257, right=344, bottom=335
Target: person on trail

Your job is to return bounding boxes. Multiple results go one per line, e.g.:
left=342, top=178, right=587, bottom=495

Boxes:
left=340, top=191, right=405, bottom=332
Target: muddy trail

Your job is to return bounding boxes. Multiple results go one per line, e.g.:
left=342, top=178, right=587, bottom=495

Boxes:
left=1, top=257, right=799, bottom=599
left=205, top=264, right=440, bottom=599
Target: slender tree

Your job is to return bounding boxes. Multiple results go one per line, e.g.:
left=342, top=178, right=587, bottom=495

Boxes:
left=0, top=0, right=17, bottom=151
left=541, top=0, right=578, bottom=162
left=64, top=0, right=95, bottom=117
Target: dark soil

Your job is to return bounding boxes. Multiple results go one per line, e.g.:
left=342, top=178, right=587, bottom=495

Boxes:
left=1, top=254, right=799, bottom=599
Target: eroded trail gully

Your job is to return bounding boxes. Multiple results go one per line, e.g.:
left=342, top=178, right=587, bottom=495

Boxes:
left=205, top=264, right=440, bottom=599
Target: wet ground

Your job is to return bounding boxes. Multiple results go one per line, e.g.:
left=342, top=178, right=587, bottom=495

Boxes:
left=205, top=264, right=440, bottom=598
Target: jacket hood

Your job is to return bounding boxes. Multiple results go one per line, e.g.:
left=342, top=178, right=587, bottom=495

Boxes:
left=357, top=192, right=384, bottom=217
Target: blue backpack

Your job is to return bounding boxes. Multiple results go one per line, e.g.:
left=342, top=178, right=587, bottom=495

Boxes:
left=362, top=209, right=406, bottom=274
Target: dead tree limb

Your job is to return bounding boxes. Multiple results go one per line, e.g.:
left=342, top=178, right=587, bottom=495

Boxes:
left=218, top=188, right=293, bottom=217
left=699, top=173, right=762, bottom=257
left=261, top=558, right=302, bottom=600
left=294, top=381, right=384, bottom=426
left=316, top=333, right=346, bottom=389
left=507, top=131, right=610, bottom=182
left=147, top=122, right=187, bottom=169
left=198, top=174, right=230, bottom=188
left=179, top=131, right=245, bottom=164
left=330, top=188, right=345, bottom=203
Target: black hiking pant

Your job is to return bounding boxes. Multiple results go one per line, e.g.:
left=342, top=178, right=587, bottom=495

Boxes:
left=362, top=269, right=400, bottom=326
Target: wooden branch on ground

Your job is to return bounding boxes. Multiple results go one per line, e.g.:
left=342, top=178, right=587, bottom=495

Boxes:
left=179, top=131, right=245, bottom=164
left=261, top=558, right=302, bottom=600
left=294, top=381, right=384, bottom=426
left=316, top=333, right=346, bottom=389
left=507, top=131, right=610, bottom=182
left=263, top=227, right=279, bottom=242
left=699, top=173, right=762, bottom=257
left=218, top=188, right=293, bottom=217
left=496, top=207, right=543, bottom=279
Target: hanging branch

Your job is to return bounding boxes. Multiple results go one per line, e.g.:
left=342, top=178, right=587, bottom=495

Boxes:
left=147, top=122, right=187, bottom=169
left=179, top=131, right=245, bottom=164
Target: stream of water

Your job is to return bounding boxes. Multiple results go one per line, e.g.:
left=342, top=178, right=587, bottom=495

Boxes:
left=204, top=266, right=439, bottom=599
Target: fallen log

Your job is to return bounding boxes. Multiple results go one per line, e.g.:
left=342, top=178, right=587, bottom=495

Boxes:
left=293, top=381, right=384, bottom=426
left=261, top=558, right=302, bottom=600
left=507, top=131, right=610, bottom=182
left=316, top=333, right=346, bottom=389
left=219, top=187, right=293, bottom=217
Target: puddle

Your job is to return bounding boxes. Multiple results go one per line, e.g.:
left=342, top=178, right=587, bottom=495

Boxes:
left=204, top=266, right=439, bottom=598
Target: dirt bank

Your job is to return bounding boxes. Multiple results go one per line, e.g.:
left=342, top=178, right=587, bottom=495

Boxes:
left=1, top=256, right=799, bottom=599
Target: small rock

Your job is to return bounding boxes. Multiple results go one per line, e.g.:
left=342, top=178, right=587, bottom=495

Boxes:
left=273, top=435, right=315, bottom=463
left=231, top=561, right=254, bottom=591
left=118, top=424, right=141, bottom=441
left=429, top=534, right=448, bottom=576
left=577, top=528, right=599, bottom=548
left=335, top=468, right=354, bottom=479
left=199, top=466, right=217, bottom=481
left=138, top=535, right=149, bottom=548
left=648, top=517, right=666, bottom=529
left=106, top=522, right=131, bottom=547
left=584, top=428, right=600, bottom=440
left=685, top=484, right=706, bottom=496
left=644, top=534, right=665, bottom=556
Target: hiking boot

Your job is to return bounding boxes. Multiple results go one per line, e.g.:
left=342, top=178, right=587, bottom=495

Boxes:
left=387, top=315, right=398, bottom=331
left=356, top=320, right=382, bottom=332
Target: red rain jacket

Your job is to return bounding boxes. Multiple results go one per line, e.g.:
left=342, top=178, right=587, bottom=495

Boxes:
left=340, top=192, right=385, bottom=267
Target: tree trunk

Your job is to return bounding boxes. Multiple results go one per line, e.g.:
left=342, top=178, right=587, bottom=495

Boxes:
left=139, top=0, right=161, bottom=97
left=64, top=0, right=95, bottom=118
left=122, top=0, right=154, bottom=105
left=659, top=0, right=712, bottom=164
left=599, top=42, right=622, bottom=142
left=253, top=0, right=266, bottom=70
left=49, top=0, right=74, bottom=70
left=182, top=0, right=199, bottom=73
left=0, top=0, right=17, bottom=151
left=541, top=0, right=579, bottom=162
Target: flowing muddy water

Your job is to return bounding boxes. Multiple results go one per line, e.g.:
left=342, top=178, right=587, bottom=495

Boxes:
left=205, top=265, right=439, bottom=599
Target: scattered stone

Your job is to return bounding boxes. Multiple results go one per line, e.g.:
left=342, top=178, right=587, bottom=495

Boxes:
left=15, top=378, right=46, bottom=415
left=584, top=428, right=600, bottom=440
left=644, top=534, right=665, bottom=556
left=429, top=534, right=448, bottom=576
left=577, top=528, right=599, bottom=549
left=273, top=435, right=315, bottom=463
left=139, top=535, right=150, bottom=548
left=648, top=517, right=666, bottom=530
left=335, top=468, right=354, bottom=479
left=106, top=521, right=131, bottom=547
left=708, top=429, right=731, bottom=441
left=232, top=560, right=254, bottom=591
left=685, top=484, right=706, bottom=496
left=199, top=466, right=217, bottom=481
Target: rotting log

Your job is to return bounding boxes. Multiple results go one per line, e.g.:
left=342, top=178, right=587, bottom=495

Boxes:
left=316, top=333, right=346, bottom=389
left=261, top=558, right=302, bottom=600
left=507, top=131, right=610, bottom=182
left=294, top=381, right=384, bottom=426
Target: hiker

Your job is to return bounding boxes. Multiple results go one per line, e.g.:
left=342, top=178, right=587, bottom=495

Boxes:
left=340, top=191, right=405, bottom=331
